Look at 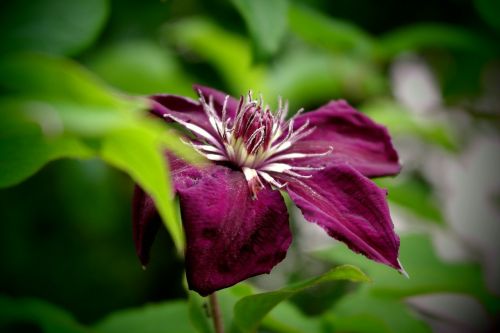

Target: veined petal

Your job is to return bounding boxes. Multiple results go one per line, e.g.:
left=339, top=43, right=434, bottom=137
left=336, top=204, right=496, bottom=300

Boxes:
left=176, top=165, right=291, bottom=296
left=288, top=100, right=401, bottom=178
left=284, top=165, right=402, bottom=271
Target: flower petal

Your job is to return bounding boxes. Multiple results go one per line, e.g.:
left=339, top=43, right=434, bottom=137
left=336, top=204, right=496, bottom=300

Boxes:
left=193, top=84, right=240, bottom=119
left=289, top=100, right=401, bottom=178
left=132, top=185, right=162, bottom=267
left=150, top=94, right=216, bottom=136
left=176, top=164, right=291, bottom=296
left=284, top=164, right=401, bottom=270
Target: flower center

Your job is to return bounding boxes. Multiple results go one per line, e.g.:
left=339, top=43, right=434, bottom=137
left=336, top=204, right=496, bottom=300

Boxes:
left=165, top=91, right=331, bottom=197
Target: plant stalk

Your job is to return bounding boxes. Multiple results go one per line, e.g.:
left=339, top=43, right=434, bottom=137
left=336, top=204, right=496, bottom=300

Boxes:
left=209, top=292, right=224, bottom=333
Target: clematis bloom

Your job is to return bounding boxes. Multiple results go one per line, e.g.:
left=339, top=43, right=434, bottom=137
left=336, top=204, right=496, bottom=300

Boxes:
left=133, top=85, right=404, bottom=296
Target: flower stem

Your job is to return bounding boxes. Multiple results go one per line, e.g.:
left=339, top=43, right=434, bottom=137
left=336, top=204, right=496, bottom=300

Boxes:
left=208, top=292, right=224, bottom=333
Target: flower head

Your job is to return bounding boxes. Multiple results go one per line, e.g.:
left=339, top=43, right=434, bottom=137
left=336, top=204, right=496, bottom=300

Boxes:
left=166, top=90, right=331, bottom=198
left=133, top=85, right=404, bottom=296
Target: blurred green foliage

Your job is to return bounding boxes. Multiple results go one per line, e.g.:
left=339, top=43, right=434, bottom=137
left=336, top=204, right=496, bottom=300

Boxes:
left=0, top=0, right=108, bottom=55
left=1, top=0, right=499, bottom=332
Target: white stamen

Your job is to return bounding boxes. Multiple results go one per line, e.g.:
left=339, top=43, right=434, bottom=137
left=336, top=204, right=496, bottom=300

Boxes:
left=163, top=114, right=222, bottom=149
left=260, top=162, right=292, bottom=173
left=258, top=171, right=287, bottom=188
left=265, top=148, right=333, bottom=163
left=205, top=154, right=228, bottom=161
left=283, top=170, right=313, bottom=178
left=290, top=165, right=324, bottom=171
left=166, top=91, right=331, bottom=197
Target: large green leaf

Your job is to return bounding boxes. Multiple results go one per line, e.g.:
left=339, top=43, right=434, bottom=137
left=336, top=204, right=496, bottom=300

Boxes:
left=0, top=54, right=201, bottom=252
left=315, top=234, right=500, bottom=314
left=94, top=301, right=194, bottom=333
left=0, top=296, right=92, bottom=333
left=233, top=265, right=369, bottom=332
left=0, top=0, right=109, bottom=56
left=0, top=54, right=131, bottom=187
left=288, top=4, right=374, bottom=57
left=230, top=0, right=288, bottom=60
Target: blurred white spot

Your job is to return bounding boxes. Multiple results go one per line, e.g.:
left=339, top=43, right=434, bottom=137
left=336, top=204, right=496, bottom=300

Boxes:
left=391, top=54, right=442, bottom=115
left=431, top=228, right=475, bottom=263
left=441, top=134, right=500, bottom=294
left=408, top=294, right=491, bottom=333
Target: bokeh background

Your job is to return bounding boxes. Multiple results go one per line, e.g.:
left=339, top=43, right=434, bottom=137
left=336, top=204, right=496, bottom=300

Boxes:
left=0, top=0, right=499, bottom=332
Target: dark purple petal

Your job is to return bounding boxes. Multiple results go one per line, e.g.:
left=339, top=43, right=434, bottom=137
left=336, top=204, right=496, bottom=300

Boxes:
left=193, top=84, right=240, bottom=119
left=132, top=153, right=198, bottom=267
left=284, top=165, right=402, bottom=271
left=288, top=100, right=401, bottom=178
left=175, top=165, right=291, bottom=296
left=132, top=186, right=161, bottom=266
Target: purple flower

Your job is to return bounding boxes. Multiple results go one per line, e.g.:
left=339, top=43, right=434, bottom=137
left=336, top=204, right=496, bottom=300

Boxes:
left=133, top=85, right=405, bottom=296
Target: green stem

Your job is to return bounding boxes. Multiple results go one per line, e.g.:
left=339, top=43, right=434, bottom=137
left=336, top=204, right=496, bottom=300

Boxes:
left=209, top=292, right=224, bottom=333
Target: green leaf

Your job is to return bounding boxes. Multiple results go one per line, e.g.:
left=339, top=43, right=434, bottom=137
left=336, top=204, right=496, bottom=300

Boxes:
left=0, top=52, right=131, bottom=187
left=87, top=41, right=194, bottom=96
left=261, top=301, right=322, bottom=333
left=323, top=313, right=390, bottom=333
left=288, top=4, right=374, bottom=57
left=100, top=126, right=185, bottom=253
left=0, top=0, right=109, bottom=56
left=0, top=296, right=92, bottom=333
left=233, top=265, right=369, bottom=332
left=213, top=283, right=254, bottom=333
left=376, top=23, right=498, bottom=60
left=375, top=175, right=444, bottom=225
left=362, top=99, right=458, bottom=151
left=187, top=291, right=213, bottom=333
left=315, top=234, right=500, bottom=314
left=329, top=290, right=432, bottom=333
left=95, top=301, right=194, bottom=333
left=230, top=0, right=288, bottom=60
left=215, top=282, right=320, bottom=333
